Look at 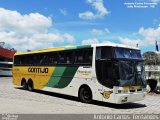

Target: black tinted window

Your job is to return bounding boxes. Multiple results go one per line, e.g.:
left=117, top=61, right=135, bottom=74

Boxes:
left=96, top=47, right=113, bottom=60
left=58, top=52, right=66, bottom=64
left=75, top=51, right=84, bottom=64
left=96, top=61, right=119, bottom=88
left=66, top=52, right=73, bottom=64
left=14, top=48, right=93, bottom=66
left=74, top=49, right=93, bottom=65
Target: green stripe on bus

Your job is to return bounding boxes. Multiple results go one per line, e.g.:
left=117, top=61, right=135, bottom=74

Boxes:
left=46, top=67, right=66, bottom=87
left=65, top=46, right=76, bottom=50
left=65, top=45, right=91, bottom=50
left=76, top=45, right=91, bottom=49
left=54, top=66, right=78, bottom=88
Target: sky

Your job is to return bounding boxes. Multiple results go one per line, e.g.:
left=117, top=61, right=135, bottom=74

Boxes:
left=0, top=0, right=160, bottom=53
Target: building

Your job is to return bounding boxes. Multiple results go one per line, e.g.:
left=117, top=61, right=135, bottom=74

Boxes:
left=0, top=46, right=16, bottom=61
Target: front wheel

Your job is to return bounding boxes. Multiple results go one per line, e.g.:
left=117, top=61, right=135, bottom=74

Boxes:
left=155, top=86, right=160, bottom=94
left=79, top=87, right=92, bottom=103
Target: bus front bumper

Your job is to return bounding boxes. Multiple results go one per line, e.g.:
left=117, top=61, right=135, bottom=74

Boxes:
left=114, top=92, right=147, bottom=104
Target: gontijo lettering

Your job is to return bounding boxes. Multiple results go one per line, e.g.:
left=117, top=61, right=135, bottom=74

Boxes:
left=28, top=67, right=48, bottom=73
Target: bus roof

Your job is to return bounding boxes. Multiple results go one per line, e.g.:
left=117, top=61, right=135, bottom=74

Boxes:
left=91, top=43, right=139, bottom=50
left=15, top=43, right=139, bottom=56
left=15, top=45, right=91, bottom=56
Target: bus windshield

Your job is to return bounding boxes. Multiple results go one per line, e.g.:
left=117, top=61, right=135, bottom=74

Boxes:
left=118, top=60, right=146, bottom=87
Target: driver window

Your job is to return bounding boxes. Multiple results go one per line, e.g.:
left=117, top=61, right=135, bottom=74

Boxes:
left=102, top=61, right=119, bottom=88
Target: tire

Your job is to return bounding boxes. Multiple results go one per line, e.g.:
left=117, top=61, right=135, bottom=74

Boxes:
left=21, top=80, right=28, bottom=90
left=155, top=86, right=160, bottom=94
left=28, top=80, right=34, bottom=91
left=146, top=84, right=151, bottom=93
left=79, top=87, right=92, bottom=103
left=147, top=79, right=157, bottom=92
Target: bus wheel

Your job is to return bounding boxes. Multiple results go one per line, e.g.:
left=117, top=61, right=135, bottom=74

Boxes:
left=79, top=87, right=92, bottom=103
left=155, top=86, right=160, bottom=94
left=28, top=80, right=34, bottom=91
left=21, top=80, right=28, bottom=90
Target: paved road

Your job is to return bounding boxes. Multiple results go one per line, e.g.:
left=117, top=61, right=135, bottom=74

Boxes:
left=0, top=77, right=160, bottom=114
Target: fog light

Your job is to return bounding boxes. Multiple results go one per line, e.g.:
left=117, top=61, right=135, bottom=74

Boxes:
left=121, top=97, right=128, bottom=102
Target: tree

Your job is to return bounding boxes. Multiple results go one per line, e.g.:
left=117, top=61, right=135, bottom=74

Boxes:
left=143, top=51, right=160, bottom=65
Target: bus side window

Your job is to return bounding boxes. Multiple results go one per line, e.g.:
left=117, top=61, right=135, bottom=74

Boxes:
left=102, top=47, right=112, bottom=59
left=96, top=47, right=113, bottom=60
left=19, top=55, right=27, bottom=66
left=40, top=53, right=51, bottom=65
left=84, top=49, right=93, bottom=65
left=23, top=55, right=27, bottom=66
left=40, top=54, right=45, bottom=65
left=49, top=56, right=54, bottom=65
left=44, top=55, right=49, bottom=65
left=75, top=50, right=84, bottom=64
left=53, top=53, right=58, bottom=65
left=20, top=55, right=25, bottom=65
left=19, top=56, right=22, bottom=65
left=50, top=53, right=58, bottom=65
left=58, top=52, right=66, bottom=64
left=66, top=51, right=73, bottom=64
left=28, top=55, right=33, bottom=65
left=74, top=49, right=93, bottom=65
left=36, top=54, right=42, bottom=65
left=33, top=55, right=38, bottom=65
left=14, top=56, right=19, bottom=65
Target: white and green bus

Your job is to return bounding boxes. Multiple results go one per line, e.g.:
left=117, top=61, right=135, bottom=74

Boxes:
left=13, top=43, right=147, bottom=104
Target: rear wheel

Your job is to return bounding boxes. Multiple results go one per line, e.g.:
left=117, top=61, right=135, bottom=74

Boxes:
left=28, top=80, right=34, bottom=91
left=21, top=80, right=28, bottom=90
left=79, top=87, right=92, bottom=103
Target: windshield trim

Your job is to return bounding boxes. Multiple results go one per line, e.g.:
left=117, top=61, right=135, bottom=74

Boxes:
left=116, top=58, right=144, bottom=61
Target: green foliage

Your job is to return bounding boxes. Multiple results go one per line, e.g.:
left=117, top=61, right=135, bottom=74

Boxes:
left=143, top=51, right=160, bottom=65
